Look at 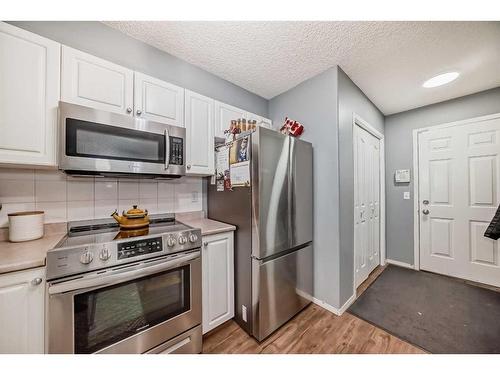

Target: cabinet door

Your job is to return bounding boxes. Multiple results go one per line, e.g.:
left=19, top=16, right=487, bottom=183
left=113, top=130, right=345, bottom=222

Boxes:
left=134, top=72, right=184, bottom=126
left=202, top=231, right=234, bottom=334
left=214, top=101, right=246, bottom=137
left=0, top=22, right=60, bottom=166
left=246, top=112, right=273, bottom=130
left=61, top=46, right=134, bottom=115
left=0, top=267, right=45, bottom=353
left=185, top=90, right=214, bottom=175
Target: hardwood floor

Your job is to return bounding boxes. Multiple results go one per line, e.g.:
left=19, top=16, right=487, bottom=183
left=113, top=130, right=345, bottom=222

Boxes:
left=203, top=266, right=425, bottom=354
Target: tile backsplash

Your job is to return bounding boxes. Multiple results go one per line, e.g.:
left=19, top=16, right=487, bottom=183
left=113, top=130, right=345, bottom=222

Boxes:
left=0, top=168, right=203, bottom=228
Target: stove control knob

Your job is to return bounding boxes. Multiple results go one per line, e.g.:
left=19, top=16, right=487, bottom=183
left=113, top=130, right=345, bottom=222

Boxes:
left=80, top=250, right=94, bottom=265
left=189, top=233, right=198, bottom=243
left=167, top=236, right=177, bottom=247
left=99, top=247, right=111, bottom=261
left=178, top=235, right=187, bottom=245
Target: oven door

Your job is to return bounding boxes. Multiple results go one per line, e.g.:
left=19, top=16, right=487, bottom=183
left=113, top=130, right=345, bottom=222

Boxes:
left=58, top=101, right=185, bottom=177
left=47, top=251, right=201, bottom=354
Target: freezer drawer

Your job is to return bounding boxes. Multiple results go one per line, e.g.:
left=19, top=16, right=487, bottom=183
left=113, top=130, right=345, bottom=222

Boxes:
left=252, top=244, right=313, bottom=341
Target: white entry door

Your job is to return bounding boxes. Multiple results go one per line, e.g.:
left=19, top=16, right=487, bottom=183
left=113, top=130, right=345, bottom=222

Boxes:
left=354, top=125, right=381, bottom=287
left=418, top=116, right=500, bottom=287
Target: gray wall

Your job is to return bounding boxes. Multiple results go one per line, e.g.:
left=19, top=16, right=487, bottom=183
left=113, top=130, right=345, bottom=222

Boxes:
left=337, top=67, right=385, bottom=306
left=385, top=87, right=500, bottom=264
left=268, top=68, right=340, bottom=308
left=8, top=21, right=268, bottom=117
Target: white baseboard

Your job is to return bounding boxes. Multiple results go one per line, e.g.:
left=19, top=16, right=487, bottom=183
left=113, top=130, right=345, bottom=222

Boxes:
left=385, top=258, right=414, bottom=269
left=312, top=293, right=356, bottom=316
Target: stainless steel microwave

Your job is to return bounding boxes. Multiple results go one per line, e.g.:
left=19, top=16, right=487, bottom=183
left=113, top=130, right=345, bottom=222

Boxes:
left=58, top=102, right=185, bottom=178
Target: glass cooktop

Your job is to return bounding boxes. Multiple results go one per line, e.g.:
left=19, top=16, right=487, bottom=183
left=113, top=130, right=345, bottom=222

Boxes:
left=55, top=215, right=193, bottom=249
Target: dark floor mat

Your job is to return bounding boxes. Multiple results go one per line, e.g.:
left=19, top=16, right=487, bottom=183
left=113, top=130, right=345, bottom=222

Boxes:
left=348, top=265, right=500, bottom=353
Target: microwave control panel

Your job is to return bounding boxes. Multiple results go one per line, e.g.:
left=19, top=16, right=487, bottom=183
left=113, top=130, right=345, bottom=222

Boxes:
left=117, top=237, right=163, bottom=259
left=169, top=137, right=184, bottom=166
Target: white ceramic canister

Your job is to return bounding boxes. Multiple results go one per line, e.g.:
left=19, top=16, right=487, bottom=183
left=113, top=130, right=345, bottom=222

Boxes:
left=8, top=211, right=45, bottom=242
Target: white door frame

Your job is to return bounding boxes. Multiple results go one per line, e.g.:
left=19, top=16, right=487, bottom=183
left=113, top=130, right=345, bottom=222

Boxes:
left=352, top=113, right=386, bottom=295
left=412, top=112, right=500, bottom=271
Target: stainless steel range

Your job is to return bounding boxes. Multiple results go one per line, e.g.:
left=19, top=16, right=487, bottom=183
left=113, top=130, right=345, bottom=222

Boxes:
left=46, top=214, right=202, bottom=354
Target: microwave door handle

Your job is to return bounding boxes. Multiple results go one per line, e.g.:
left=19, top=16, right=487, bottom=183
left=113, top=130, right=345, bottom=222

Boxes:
left=165, top=128, right=170, bottom=170
left=48, top=251, right=199, bottom=295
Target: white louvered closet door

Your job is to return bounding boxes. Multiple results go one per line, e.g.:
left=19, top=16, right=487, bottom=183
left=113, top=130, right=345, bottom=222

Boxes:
left=354, top=125, right=381, bottom=288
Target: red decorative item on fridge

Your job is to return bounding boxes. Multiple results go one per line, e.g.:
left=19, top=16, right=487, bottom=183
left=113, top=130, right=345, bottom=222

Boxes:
left=280, top=117, right=304, bottom=137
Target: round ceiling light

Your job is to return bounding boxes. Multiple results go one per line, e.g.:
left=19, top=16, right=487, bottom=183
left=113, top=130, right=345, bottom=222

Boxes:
left=422, top=72, right=460, bottom=88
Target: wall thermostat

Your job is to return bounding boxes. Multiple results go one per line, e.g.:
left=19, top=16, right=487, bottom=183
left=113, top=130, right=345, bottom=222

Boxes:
left=395, top=169, right=411, bottom=183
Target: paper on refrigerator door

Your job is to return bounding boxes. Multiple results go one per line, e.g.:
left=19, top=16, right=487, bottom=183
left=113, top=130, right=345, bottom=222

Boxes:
left=230, top=161, right=250, bottom=187
left=216, top=146, right=229, bottom=176
left=215, top=146, right=230, bottom=191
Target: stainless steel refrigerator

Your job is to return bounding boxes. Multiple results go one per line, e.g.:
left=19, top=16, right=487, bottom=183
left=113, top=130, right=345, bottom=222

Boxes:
left=208, top=127, right=313, bottom=341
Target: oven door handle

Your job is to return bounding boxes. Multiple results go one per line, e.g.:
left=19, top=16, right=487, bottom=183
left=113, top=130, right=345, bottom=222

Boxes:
left=48, top=251, right=199, bottom=295
left=165, top=128, right=170, bottom=170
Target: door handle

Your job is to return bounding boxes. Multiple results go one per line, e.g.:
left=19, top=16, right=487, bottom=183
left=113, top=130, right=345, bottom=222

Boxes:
left=422, top=209, right=430, bottom=215
left=165, top=129, right=170, bottom=170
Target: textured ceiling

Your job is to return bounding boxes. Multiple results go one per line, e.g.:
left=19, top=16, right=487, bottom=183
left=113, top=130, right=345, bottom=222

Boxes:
left=104, top=21, right=500, bottom=115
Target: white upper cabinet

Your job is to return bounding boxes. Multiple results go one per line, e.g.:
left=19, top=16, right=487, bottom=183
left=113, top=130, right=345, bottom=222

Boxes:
left=245, top=111, right=262, bottom=124
left=184, top=90, right=215, bottom=175
left=134, top=72, right=184, bottom=126
left=214, top=101, right=246, bottom=137
left=0, top=267, right=45, bottom=354
left=246, top=112, right=273, bottom=129
left=0, top=22, right=60, bottom=167
left=61, top=46, right=134, bottom=115
left=214, top=101, right=272, bottom=137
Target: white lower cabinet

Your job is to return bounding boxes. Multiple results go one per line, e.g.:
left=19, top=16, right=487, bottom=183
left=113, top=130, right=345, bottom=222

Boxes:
left=0, top=267, right=45, bottom=353
left=202, top=231, right=234, bottom=334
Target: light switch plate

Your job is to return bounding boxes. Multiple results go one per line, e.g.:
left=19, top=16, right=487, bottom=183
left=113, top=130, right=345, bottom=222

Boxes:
left=403, top=191, right=410, bottom=200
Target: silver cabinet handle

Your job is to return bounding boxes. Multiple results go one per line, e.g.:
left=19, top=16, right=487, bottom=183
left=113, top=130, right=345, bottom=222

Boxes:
left=31, top=277, right=42, bottom=286
left=422, top=209, right=430, bottom=215
left=203, top=242, right=208, bottom=247
left=187, top=164, right=191, bottom=170
left=126, top=107, right=132, bottom=114
left=136, top=110, right=142, bottom=116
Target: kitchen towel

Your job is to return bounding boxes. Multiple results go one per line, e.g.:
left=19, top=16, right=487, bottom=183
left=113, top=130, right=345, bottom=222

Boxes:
left=484, top=204, right=500, bottom=240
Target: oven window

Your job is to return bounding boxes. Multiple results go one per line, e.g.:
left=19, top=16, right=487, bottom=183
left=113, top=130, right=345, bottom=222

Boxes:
left=74, top=265, right=190, bottom=354
left=66, top=118, right=165, bottom=164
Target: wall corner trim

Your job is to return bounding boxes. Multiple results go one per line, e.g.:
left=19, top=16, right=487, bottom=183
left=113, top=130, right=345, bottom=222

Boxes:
left=311, top=293, right=356, bottom=316
left=385, top=259, right=415, bottom=269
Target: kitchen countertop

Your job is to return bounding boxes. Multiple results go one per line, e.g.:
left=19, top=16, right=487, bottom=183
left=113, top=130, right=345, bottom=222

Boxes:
left=0, top=215, right=235, bottom=275
left=178, top=217, right=236, bottom=236
left=0, top=232, right=65, bottom=275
